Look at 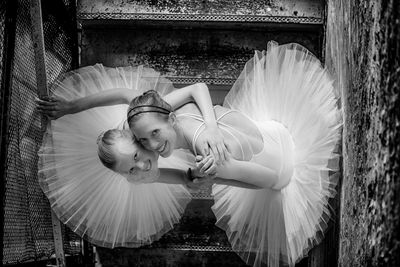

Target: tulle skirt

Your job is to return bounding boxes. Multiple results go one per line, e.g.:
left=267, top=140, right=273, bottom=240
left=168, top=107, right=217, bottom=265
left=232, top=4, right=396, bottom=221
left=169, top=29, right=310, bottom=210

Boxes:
left=38, top=64, right=192, bottom=248
left=212, top=42, right=342, bottom=266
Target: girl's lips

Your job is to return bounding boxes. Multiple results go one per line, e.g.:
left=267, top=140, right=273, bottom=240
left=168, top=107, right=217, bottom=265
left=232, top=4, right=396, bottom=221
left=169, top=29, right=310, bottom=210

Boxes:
left=144, top=160, right=152, bottom=172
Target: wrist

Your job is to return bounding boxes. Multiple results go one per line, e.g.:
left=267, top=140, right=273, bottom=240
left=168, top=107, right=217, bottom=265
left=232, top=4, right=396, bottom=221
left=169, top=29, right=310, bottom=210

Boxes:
left=68, top=100, right=78, bottom=114
left=186, top=168, right=194, bottom=181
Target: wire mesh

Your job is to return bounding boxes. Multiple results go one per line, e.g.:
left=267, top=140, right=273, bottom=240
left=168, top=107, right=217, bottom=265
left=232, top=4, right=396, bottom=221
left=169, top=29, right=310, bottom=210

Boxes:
left=2, top=0, right=80, bottom=264
left=0, top=0, right=5, bottom=81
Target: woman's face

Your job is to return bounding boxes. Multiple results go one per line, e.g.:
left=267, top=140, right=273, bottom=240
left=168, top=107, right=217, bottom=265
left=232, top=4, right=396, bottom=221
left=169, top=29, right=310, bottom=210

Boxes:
left=113, top=137, right=160, bottom=182
left=130, top=113, right=177, bottom=158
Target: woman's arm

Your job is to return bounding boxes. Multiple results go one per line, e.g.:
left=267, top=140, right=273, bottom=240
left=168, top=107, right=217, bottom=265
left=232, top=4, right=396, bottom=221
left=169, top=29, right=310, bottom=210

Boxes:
left=215, top=159, right=279, bottom=189
left=212, top=177, right=262, bottom=189
left=164, top=83, right=217, bottom=128
left=164, top=83, right=229, bottom=161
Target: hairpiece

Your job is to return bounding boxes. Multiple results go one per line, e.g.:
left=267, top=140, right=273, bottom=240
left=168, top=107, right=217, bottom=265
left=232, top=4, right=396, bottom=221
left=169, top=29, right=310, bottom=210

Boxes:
left=127, top=105, right=171, bottom=123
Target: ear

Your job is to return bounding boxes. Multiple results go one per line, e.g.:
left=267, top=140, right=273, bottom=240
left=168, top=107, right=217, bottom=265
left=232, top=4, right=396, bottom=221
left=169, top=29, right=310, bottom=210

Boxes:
left=168, top=112, right=177, bottom=125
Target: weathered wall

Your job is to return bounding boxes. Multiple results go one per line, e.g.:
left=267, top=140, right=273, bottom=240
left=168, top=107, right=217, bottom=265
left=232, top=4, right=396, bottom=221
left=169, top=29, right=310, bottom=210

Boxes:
left=325, top=0, right=400, bottom=266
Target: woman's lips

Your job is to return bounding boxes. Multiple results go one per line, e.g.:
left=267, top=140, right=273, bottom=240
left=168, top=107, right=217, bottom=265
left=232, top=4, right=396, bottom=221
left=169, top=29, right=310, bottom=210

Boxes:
left=158, top=141, right=167, bottom=154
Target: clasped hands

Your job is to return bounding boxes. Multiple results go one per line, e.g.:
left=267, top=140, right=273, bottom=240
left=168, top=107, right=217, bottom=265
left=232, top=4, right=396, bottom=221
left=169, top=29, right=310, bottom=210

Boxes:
left=186, top=131, right=230, bottom=190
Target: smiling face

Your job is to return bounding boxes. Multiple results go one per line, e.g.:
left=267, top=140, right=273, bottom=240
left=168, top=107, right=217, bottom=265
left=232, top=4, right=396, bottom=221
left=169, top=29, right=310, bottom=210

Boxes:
left=130, top=113, right=177, bottom=158
left=112, top=137, right=160, bottom=182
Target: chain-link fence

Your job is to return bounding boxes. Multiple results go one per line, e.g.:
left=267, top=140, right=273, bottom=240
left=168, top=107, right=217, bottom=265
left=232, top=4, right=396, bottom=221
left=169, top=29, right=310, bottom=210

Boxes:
left=2, top=0, right=80, bottom=264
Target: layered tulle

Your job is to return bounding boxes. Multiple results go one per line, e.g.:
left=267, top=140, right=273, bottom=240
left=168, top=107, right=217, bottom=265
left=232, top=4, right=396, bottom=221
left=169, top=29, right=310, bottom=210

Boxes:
left=38, top=64, right=192, bottom=248
left=212, top=42, right=342, bottom=266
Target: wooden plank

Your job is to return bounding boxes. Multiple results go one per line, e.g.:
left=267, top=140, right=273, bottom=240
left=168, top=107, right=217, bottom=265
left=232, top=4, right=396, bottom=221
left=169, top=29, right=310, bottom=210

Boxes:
left=29, top=0, right=66, bottom=266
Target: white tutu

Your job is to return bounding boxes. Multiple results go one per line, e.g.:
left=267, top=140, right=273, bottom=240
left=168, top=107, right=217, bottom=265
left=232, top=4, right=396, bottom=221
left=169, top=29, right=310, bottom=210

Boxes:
left=38, top=64, right=193, bottom=248
left=212, top=42, right=342, bottom=266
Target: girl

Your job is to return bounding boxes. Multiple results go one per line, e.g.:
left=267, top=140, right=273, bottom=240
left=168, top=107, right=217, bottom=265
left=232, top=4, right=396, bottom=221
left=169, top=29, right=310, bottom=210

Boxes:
left=37, top=64, right=229, bottom=249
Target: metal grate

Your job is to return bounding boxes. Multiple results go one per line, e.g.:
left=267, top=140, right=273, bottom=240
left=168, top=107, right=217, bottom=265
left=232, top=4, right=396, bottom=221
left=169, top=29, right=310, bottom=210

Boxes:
left=2, top=0, right=79, bottom=264
left=78, top=12, right=323, bottom=25
left=0, top=1, right=5, bottom=81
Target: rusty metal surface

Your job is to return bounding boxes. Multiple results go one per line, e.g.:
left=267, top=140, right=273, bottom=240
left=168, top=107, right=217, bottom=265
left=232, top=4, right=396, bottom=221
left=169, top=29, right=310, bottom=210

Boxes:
left=78, top=0, right=323, bottom=18
left=81, top=27, right=321, bottom=79
left=96, top=247, right=248, bottom=267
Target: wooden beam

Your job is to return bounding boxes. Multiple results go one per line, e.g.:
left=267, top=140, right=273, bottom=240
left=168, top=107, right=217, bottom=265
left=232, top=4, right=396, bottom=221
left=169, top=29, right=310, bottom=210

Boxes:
left=29, top=0, right=66, bottom=266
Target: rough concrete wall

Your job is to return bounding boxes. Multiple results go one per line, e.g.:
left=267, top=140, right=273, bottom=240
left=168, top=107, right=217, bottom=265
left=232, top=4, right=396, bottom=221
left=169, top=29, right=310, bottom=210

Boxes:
left=325, top=0, right=400, bottom=266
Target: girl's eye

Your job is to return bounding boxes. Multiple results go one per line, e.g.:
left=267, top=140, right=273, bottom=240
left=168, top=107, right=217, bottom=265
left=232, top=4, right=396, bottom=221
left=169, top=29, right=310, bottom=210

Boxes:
left=139, top=138, right=147, bottom=145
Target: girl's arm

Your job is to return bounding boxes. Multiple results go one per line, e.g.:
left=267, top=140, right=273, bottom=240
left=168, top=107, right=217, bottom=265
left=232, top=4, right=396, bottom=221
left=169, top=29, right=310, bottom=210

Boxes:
left=37, top=83, right=214, bottom=120
left=157, top=168, right=262, bottom=190
left=36, top=88, right=136, bottom=119
left=37, top=82, right=229, bottom=161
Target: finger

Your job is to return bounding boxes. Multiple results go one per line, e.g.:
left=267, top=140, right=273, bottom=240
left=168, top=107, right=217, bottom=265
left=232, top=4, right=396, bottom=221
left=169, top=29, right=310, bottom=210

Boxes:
left=36, top=105, right=56, bottom=111
left=204, top=165, right=217, bottom=176
left=35, top=99, right=57, bottom=106
left=203, top=142, right=209, bottom=156
left=209, top=144, right=220, bottom=163
left=200, top=157, right=214, bottom=173
left=224, top=143, right=231, bottom=161
left=195, top=155, right=203, bottom=162
left=200, top=155, right=213, bottom=164
left=216, top=143, right=225, bottom=163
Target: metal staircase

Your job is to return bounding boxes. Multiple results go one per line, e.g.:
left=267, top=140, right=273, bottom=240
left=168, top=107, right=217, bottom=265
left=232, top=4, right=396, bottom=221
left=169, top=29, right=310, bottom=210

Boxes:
left=77, top=1, right=325, bottom=266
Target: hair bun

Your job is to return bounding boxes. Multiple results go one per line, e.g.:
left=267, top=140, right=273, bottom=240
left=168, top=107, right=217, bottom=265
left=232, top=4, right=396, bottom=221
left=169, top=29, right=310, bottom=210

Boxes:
left=143, top=90, right=157, bottom=96
left=96, top=131, right=105, bottom=145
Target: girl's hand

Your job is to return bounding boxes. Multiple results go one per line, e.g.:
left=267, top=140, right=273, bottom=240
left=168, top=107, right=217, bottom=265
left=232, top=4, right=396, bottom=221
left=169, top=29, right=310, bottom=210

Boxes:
left=197, top=125, right=229, bottom=164
left=193, top=155, right=217, bottom=178
left=35, top=96, right=72, bottom=120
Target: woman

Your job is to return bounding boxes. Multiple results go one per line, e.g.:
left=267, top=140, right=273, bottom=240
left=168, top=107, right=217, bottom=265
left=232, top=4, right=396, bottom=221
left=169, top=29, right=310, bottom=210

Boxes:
left=124, top=42, right=342, bottom=267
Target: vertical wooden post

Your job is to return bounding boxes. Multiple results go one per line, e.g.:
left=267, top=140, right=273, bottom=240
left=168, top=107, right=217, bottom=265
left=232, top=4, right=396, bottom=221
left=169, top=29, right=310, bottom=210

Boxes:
left=29, top=0, right=66, bottom=266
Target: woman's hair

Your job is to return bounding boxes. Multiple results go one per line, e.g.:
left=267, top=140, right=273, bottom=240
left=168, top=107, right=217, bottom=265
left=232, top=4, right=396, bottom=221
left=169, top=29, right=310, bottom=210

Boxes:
left=97, top=129, right=133, bottom=170
left=127, top=90, right=172, bottom=127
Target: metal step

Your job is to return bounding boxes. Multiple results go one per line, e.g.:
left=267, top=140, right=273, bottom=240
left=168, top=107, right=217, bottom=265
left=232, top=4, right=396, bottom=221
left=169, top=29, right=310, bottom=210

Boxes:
left=96, top=246, right=248, bottom=267
left=78, top=0, right=323, bottom=28
left=79, top=27, right=322, bottom=76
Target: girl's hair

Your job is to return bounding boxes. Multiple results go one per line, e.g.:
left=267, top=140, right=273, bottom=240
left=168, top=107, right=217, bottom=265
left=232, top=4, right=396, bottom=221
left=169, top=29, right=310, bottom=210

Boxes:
left=97, top=129, right=133, bottom=170
left=127, top=90, right=172, bottom=127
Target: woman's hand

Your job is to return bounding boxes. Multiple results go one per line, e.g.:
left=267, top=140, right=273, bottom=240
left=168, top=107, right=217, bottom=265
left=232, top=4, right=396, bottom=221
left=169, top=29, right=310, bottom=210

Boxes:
left=191, top=155, right=218, bottom=184
left=197, top=125, right=229, bottom=164
left=36, top=96, right=73, bottom=120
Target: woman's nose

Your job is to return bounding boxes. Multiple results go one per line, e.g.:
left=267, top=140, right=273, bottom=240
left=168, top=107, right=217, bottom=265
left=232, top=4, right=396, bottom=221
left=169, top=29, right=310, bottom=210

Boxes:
left=148, top=139, right=159, bottom=151
left=135, top=161, right=146, bottom=170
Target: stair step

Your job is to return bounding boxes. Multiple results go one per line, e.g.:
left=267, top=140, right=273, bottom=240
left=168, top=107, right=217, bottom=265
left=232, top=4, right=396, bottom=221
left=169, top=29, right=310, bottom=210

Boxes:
left=158, top=198, right=230, bottom=247
left=78, top=0, right=323, bottom=27
left=96, top=246, right=248, bottom=267
left=80, top=27, right=322, bottom=75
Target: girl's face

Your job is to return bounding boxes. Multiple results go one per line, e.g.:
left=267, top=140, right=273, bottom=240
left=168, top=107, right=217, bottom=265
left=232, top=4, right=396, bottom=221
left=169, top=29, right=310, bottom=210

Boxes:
left=130, top=113, right=177, bottom=158
left=113, top=137, right=160, bottom=182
